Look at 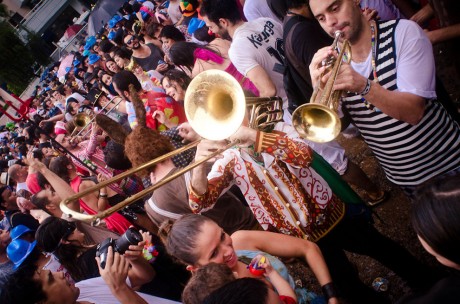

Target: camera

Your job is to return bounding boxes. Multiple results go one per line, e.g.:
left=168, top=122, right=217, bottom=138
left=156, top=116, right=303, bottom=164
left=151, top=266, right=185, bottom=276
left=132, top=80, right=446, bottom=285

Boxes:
left=96, top=227, right=142, bottom=269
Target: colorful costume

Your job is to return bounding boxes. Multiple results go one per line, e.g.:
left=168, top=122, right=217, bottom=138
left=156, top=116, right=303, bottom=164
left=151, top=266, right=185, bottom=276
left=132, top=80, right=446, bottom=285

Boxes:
left=189, top=123, right=362, bottom=241
left=126, top=90, right=187, bottom=131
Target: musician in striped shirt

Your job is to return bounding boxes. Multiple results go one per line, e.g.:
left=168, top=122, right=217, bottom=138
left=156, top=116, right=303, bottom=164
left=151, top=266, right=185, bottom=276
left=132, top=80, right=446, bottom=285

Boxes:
left=309, top=0, right=460, bottom=197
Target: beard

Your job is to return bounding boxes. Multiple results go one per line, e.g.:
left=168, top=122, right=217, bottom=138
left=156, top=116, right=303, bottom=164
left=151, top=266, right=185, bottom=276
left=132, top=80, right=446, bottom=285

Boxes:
left=217, top=26, right=231, bottom=41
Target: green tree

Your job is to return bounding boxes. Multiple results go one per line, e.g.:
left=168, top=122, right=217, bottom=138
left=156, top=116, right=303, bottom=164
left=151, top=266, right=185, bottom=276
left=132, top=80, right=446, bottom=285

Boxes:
left=0, top=21, right=36, bottom=94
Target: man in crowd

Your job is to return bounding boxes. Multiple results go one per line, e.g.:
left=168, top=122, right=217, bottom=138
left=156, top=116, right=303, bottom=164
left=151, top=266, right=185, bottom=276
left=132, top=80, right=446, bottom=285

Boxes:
left=308, top=0, right=460, bottom=197
left=283, top=0, right=386, bottom=205
left=283, top=0, right=332, bottom=112
left=123, top=33, right=168, bottom=74
left=200, top=0, right=291, bottom=123
left=0, top=250, right=177, bottom=304
left=7, top=164, right=29, bottom=192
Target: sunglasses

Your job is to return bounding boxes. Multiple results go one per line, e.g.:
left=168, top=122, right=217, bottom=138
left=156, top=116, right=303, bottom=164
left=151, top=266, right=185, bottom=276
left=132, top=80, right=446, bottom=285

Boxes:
left=52, top=221, right=77, bottom=252
left=125, top=36, right=135, bottom=45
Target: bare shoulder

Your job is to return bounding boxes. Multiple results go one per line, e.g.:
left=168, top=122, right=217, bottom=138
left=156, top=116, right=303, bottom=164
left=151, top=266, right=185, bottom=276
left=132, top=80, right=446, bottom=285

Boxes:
left=231, top=230, right=267, bottom=251
left=79, top=179, right=96, bottom=191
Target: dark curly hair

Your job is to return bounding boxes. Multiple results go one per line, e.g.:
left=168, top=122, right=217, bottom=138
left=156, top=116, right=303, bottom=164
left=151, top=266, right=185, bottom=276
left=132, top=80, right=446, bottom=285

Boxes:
left=162, top=69, right=191, bottom=91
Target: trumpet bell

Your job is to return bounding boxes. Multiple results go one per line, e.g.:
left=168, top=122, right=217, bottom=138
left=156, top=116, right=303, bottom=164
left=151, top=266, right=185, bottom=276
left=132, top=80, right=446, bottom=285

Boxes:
left=292, top=104, right=342, bottom=143
left=74, top=113, right=92, bottom=128
left=184, top=69, right=246, bottom=141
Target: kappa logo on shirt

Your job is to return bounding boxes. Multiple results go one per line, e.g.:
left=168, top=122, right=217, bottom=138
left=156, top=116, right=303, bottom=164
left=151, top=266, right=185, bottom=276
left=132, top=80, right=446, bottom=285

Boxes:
left=246, top=21, right=276, bottom=49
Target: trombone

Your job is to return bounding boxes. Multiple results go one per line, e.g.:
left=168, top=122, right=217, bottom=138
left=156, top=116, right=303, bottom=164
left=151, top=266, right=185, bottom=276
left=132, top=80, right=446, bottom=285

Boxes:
left=291, top=30, right=351, bottom=143
left=69, top=97, right=124, bottom=141
left=60, top=70, right=283, bottom=224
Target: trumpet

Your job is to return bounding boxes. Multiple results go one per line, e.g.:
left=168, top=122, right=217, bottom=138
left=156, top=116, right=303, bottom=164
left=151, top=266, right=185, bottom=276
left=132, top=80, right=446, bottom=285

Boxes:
left=291, top=31, right=351, bottom=143
left=60, top=70, right=284, bottom=224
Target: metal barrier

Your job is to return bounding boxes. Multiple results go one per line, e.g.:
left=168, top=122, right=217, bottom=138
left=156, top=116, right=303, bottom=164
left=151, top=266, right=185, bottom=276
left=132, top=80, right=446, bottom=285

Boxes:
left=50, top=23, right=88, bottom=62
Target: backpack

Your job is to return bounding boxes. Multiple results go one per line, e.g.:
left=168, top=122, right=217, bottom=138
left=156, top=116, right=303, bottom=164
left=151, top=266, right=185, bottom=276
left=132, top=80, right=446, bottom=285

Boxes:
left=283, top=15, right=314, bottom=114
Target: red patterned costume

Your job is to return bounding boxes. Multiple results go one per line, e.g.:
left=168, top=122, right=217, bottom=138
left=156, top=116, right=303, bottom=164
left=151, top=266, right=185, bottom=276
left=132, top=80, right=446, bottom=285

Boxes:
left=189, top=123, right=346, bottom=241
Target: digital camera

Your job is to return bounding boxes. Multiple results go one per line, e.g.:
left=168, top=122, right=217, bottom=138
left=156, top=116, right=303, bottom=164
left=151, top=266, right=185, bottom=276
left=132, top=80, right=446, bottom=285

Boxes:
left=96, top=227, right=142, bottom=269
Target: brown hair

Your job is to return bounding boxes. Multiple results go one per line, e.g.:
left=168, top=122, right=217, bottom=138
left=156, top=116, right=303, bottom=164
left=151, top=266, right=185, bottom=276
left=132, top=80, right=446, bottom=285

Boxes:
left=163, top=214, right=214, bottom=265
left=182, top=263, right=235, bottom=304
left=124, top=127, right=174, bottom=176
left=49, top=156, right=72, bottom=183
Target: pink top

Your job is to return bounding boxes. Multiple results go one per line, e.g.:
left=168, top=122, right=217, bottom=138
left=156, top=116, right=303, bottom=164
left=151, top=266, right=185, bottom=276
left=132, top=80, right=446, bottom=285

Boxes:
left=70, top=176, right=132, bottom=234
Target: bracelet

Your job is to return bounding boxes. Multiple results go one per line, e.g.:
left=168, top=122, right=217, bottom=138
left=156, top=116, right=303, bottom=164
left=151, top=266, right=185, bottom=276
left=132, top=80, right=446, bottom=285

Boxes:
left=321, top=282, right=339, bottom=300
left=98, top=193, right=108, bottom=198
left=358, top=79, right=372, bottom=96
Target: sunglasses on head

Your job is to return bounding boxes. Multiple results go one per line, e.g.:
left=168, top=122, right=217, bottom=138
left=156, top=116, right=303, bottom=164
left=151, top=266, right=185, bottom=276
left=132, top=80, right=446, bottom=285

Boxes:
left=52, top=221, right=77, bottom=252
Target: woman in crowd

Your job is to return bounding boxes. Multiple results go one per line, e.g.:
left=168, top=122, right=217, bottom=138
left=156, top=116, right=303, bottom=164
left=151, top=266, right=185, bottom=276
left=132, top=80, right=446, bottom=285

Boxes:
left=99, top=71, right=119, bottom=96
left=104, top=57, right=121, bottom=75
left=164, top=214, right=339, bottom=304
left=399, top=172, right=460, bottom=303
left=35, top=216, right=153, bottom=284
left=143, top=21, right=164, bottom=49
left=161, top=69, right=190, bottom=104
left=158, top=25, right=186, bottom=63
left=113, top=48, right=132, bottom=70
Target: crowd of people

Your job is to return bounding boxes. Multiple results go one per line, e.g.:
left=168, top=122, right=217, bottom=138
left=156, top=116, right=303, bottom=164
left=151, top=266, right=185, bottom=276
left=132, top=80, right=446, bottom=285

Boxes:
left=0, top=0, right=459, bottom=303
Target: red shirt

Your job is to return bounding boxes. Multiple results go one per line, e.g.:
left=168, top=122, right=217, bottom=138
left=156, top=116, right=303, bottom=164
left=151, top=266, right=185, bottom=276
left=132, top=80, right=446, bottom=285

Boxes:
left=26, top=172, right=41, bottom=194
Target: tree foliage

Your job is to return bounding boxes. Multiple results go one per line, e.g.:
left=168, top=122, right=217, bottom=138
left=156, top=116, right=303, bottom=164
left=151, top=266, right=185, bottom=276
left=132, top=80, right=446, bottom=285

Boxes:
left=0, top=19, right=50, bottom=95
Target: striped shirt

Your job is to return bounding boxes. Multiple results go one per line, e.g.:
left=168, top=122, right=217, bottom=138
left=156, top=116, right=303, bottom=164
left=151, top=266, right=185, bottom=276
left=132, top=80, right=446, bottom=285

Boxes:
left=341, top=20, right=460, bottom=186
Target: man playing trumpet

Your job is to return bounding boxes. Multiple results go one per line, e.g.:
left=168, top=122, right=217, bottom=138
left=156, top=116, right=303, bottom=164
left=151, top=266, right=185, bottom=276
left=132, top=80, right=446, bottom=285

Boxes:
left=308, top=0, right=460, bottom=197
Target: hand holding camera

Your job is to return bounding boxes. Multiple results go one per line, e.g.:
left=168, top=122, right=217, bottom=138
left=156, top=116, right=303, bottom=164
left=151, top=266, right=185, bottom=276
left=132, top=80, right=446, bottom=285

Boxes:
left=96, top=246, right=130, bottom=293
left=96, top=227, right=143, bottom=269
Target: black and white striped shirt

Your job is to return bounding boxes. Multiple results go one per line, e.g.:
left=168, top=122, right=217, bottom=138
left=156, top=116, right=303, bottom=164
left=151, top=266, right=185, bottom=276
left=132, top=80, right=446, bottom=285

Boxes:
left=341, top=20, right=460, bottom=186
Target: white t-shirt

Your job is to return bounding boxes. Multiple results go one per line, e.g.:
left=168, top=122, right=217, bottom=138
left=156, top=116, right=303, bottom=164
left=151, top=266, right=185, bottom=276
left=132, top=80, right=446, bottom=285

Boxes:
left=243, top=0, right=282, bottom=23
left=16, top=182, right=29, bottom=192
left=168, top=0, right=182, bottom=24
left=229, top=18, right=290, bottom=123
left=76, top=277, right=181, bottom=304
left=351, top=19, right=436, bottom=99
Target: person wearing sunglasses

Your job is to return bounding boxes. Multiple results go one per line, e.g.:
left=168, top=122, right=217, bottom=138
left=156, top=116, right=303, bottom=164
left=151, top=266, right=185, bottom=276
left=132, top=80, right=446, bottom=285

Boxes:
left=123, top=33, right=168, bottom=74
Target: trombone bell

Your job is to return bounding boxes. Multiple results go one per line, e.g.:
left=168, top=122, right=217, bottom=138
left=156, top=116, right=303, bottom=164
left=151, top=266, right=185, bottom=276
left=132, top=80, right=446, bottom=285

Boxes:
left=74, top=113, right=92, bottom=128
left=185, top=69, right=246, bottom=141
